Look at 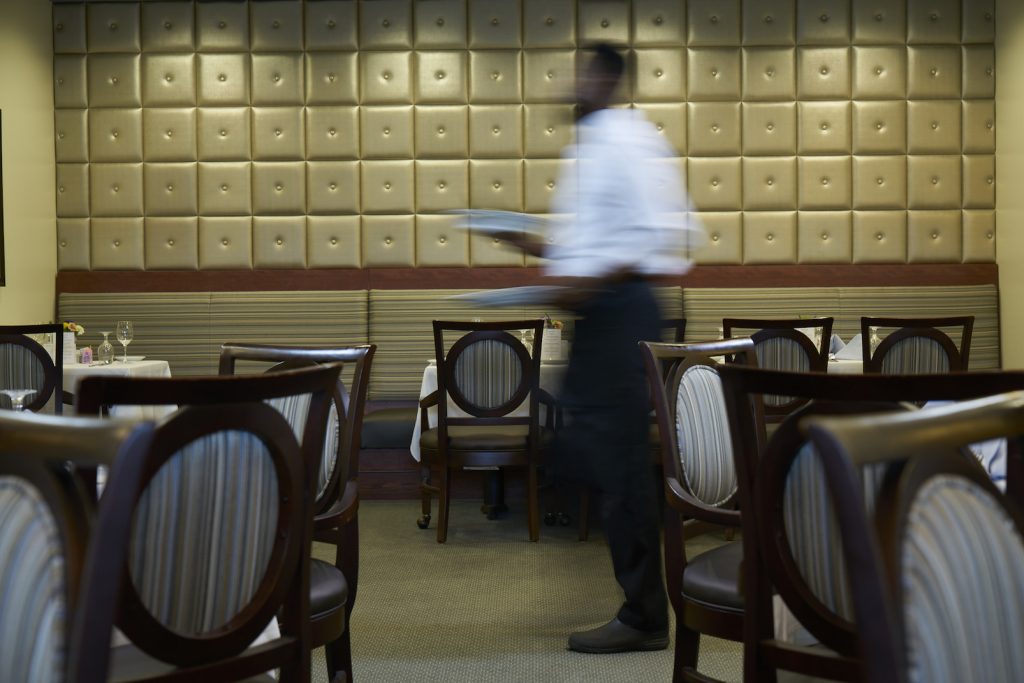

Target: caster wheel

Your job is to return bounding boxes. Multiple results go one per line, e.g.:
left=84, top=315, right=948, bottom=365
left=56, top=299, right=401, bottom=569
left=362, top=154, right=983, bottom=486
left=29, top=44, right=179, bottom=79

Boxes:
left=544, top=512, right=557, bottom=526
left=558, top=513, right=572, bottom=527
left=417, top=514, right=431, bottom=529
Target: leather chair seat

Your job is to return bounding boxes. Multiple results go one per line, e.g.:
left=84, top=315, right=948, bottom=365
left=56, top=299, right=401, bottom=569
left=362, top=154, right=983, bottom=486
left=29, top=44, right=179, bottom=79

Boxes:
left=681, top=541, right=744, bottom=611
left=311, top=558, right=348, bottom=622
left=420, top=425, right=555, bottom=453
left=361, top=406, right=418, bottom=449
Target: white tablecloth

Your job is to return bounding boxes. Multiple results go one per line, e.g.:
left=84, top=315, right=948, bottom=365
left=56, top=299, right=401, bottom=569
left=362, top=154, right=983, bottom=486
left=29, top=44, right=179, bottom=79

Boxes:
left=826, top=359, right=863, bottom=374
left=64, top=359, right=174, bottom=420
left=409, top=360, right=567, bottom=462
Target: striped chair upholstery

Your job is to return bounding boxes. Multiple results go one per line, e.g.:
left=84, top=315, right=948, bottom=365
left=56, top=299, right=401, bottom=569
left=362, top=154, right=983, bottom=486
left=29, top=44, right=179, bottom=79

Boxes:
left=782, top=443, right=887, bottom=621
left=0, top=343, right=47, bottom=411
left=902, top=475, right=1024, bottom=683
left=879, top=337, right=951, bottom=375
left=0, top=476, right=64, bottom=683
left=128, top=430, right=279, bottom=635
left=674, top=364, right=737, bottom=507
left=754, top=337, right=812, bottom=408
left=265, top=392, right=340, bottom=500
left=452, top=339, right=523, bottom=410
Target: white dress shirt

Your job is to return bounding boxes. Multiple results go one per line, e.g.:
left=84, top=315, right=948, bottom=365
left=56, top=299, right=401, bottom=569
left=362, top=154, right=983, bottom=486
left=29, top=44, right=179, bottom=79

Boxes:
left=545, top=108, right=704, bottom=279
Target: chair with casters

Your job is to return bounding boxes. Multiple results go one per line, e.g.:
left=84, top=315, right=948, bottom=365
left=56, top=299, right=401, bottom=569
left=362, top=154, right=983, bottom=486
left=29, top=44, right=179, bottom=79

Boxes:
left=0, top=323, right=64, bottom=413
left=718, top=366, right=1024, bottom=682
left=861, top=316, right=974, bottom=375
left=805, top=391, right=1024, bottom=683
left=639, top=337, right=764, bottom=683
left=0, top=411, right=154, bottom=683
left=219, top=343, right=376, bottom=683
left=419, top=319, right=557, bottom=543
left=74, top=365, right=339, bottom=682
left=722, top=318, right=832, bottom=423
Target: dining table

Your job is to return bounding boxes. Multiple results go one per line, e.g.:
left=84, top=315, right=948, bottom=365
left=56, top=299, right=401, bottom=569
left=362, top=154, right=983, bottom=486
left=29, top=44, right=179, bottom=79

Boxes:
left=63, top=359, right=175, bottom=419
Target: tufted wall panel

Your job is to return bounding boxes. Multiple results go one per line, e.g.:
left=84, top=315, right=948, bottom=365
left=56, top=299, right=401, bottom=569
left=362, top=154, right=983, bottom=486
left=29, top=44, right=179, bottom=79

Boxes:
left=52, top=0, right=995, bottom=271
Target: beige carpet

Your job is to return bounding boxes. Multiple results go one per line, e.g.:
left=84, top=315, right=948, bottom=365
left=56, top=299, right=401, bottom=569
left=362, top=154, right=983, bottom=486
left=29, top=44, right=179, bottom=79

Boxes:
left=311, top=499, right=742, bottom=682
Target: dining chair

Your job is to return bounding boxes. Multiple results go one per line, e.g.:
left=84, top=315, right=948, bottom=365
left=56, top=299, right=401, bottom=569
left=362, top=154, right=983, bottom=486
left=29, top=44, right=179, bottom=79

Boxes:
left=639, top=338, right=764, bottom=683
left=722, top=318, right=832, bottom=422
left=860, top=316, right=974, bottom=374
left=805, top=392, right=1024, bottom=683
left=0, top=323, right=64, bottom=413
left=419, top=319, right=557, bottom=543
left=717, top=367, right=1024, bottom=682
left=0, top=411, right=155, bottom=683
left=74, top=366, right=338, bottom=682
left=219, top=342, right=376, bottom=683
left=663, top=318, right=687, bottom=343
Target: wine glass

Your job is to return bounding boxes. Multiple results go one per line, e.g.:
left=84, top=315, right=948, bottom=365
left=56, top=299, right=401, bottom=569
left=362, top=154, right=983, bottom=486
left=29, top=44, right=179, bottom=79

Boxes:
left=98, top=332, right=115, bottom=364
left=1, top=389, right=37, bottom=411
left=116, top=320, right=134, bottom=363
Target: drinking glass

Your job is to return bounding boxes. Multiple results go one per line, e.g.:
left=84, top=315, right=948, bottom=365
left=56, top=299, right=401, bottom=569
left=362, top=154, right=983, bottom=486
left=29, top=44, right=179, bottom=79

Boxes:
left=98, top=331, right=115, bottom=364
left=116, top=320, right=134, bottom=363
left=1, top=389, right=37, bottom=411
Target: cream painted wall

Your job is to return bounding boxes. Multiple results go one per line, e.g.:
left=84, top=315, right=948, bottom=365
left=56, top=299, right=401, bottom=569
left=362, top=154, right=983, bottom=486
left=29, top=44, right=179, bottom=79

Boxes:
left=997, top=0, right=1024, bottom=367
left=0, top=0, right=56, bottom=324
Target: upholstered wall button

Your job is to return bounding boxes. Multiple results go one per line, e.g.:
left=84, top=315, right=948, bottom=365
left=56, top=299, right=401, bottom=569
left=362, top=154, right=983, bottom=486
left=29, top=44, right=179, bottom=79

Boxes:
left=198, top=162, right=251, bottom=216
left=87, top=3, right=140, bottom=52
left=91, top=218, right=144, bottom=270
left=963, top=0, right=996, bottom=43
left=523, top=50, right=576, bottom=102
left=743, top=157, right=797, bottom=210
left=578, top=1, right=629, bottom=44
left=688, top=0, right=740, bottom=45
left=142, top=2, right=194, bottom=52
left=198, top=54, right=249, bottom=105
left=359, top=0, right=411, bottom=48
left=469, top=0, right=522, bottom=47
left=963, top=45, right=996, bottom=99
left=470, top=105, right=523, bottom=157
left=361, top=52, right=413, bottom=103
left=416, top=51, right=466, bottom=103
left=797, top=0, right=851, bottom=45
left=963, top=155, right=996, bottom=209
left=742, top=48, right=796, bottom=100
left=853, top=101, right=907, bottom=154
left=688, top=103, right=741, bottom=156
left=253, top=217, right=306, bottom=268
left=798, top=48, right=850, bottom=99
left=908, top=0, right=960, bottom=44
left=743, top=212, right=797, bottom=264
left=53, top=4, right=86, bottom=53
left=908, top=210, right=961, bottom=262
left=962, top=209, right=996, bottom=263
left=688, top=48, right=741, bottom=100
left=799, top=102, right=851, bottom=154
left=908, top=156, right=961, bottom=209
left=88, top=54, right=141, bottom=108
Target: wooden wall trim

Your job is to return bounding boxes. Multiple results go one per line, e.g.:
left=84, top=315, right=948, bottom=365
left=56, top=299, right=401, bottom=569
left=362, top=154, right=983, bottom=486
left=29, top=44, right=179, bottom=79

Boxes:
left=56, top=264, right=999, bottom=294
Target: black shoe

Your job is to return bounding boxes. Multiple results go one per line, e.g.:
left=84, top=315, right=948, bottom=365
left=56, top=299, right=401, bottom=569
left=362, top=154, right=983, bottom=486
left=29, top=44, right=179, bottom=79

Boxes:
left=567, top=617, right=669, bottom=654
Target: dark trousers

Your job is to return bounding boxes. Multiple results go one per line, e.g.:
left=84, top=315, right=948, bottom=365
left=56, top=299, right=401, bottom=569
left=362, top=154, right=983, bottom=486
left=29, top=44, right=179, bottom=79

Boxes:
left=555, top=279, right=669, bottom=632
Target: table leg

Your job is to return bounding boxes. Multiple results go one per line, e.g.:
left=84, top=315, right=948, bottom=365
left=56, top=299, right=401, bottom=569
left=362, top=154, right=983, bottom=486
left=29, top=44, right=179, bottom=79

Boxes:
left=481, top=469, right=507, bottom=519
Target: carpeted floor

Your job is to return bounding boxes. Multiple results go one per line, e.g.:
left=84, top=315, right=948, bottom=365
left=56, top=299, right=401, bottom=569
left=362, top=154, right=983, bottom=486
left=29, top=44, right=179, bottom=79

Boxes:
left=311, top=499, right=742, bottom=683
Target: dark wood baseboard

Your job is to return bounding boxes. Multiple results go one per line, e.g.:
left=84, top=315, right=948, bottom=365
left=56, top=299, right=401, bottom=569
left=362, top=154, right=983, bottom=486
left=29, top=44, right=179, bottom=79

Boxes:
left=56, top=263, right=998, bottom=294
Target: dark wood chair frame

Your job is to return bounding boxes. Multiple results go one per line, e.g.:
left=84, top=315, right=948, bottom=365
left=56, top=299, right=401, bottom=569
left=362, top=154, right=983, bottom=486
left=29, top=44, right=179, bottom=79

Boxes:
left=718, top=366, right=1024, bottom=683
left=805, top=393, right=1024, bottom=683
left=419, top=319, right=557, bottom=543
left=722, top=318, right=832, bottom=420
left=74, top=366, right=339, bottom=682
left=664, top=318, right=687, bottom=343
left=219, top=343, right=376, bottom=683
left=640, top=337, right=764, bottom=683
left=860, top=316, right=974, bottom=373
left=0, top=323, right=64, bottom=413
left=0, top=412, right=155, bottom=683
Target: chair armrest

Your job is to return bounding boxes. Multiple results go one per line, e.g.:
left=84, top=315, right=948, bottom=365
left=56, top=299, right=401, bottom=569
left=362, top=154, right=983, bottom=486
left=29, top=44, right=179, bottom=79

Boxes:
left=419, top=390, right=439, bottom=432
left=665, top=476, right=741, bottom=527
left=314, top=480, right=359, bottom=531
left=537, top=388, right=560, bottom=430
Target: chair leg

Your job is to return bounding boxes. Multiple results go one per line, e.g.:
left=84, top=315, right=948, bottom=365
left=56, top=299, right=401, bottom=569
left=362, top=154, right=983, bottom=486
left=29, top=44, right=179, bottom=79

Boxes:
left=578, top=485, right=590, bottom=541
left=436, top=467, right=452, bottom=543
left=528, top=464, right=539, bottom=542
left=417, top=463, right=432, bottom=529
left=324, top=627, right=352, bottom=683
left=674, top=622, right=700, bottom=683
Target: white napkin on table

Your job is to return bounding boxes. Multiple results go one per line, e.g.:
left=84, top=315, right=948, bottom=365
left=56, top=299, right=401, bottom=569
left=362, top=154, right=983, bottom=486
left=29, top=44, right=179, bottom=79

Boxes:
left=834, top=334, right=862, bottom=360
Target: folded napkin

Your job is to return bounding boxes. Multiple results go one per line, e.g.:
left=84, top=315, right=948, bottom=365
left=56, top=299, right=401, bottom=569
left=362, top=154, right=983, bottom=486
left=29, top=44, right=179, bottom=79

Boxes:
left=829, top=333, right=846, bottom=355
left=834, top=334, right=862, bottom=360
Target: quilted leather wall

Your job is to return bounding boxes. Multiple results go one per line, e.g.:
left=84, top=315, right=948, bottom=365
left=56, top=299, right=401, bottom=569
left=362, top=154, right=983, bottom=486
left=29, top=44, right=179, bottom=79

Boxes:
left=52, top=0, right=995, bottom=270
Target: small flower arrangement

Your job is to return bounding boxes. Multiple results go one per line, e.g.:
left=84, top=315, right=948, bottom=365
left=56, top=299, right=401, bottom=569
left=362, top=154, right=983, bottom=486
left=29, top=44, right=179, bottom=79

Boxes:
left=544, top=314, right=563, bottom=330
left=63, top=322, right=86, bottom=336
